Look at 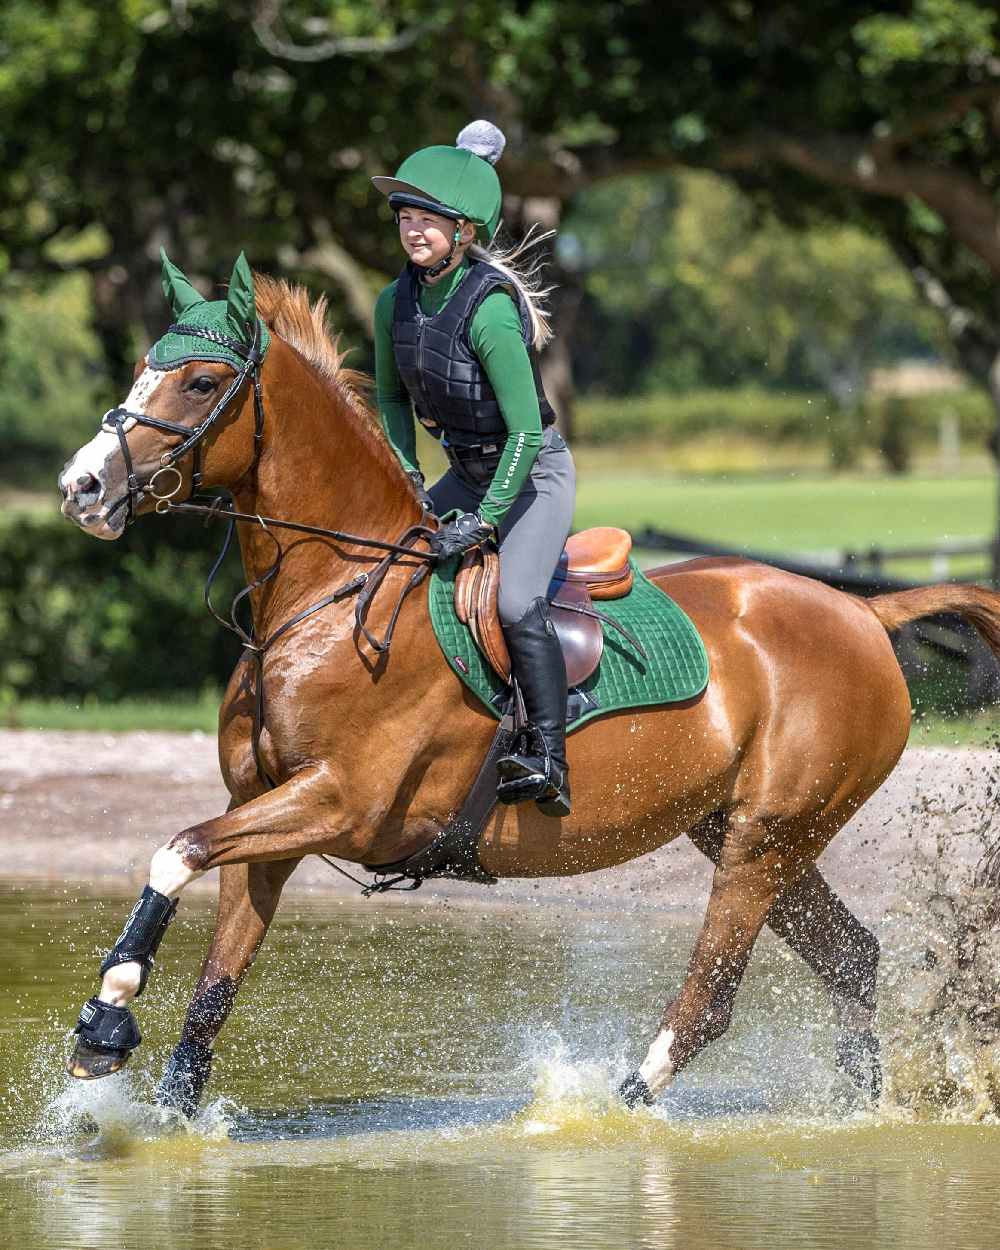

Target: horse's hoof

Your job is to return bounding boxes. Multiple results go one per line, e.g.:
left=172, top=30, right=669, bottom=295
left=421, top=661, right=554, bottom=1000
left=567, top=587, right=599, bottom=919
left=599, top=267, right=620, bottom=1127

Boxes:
left=835, top=1029, right=883, bottom=1103
left=67, top=996, right=141, bottom=1079
left=618, top=1071, right=655, bottom=1109
left=66, top=1039, right=133, bottom=1080
left=156, top=1039, right=213, bottom=1118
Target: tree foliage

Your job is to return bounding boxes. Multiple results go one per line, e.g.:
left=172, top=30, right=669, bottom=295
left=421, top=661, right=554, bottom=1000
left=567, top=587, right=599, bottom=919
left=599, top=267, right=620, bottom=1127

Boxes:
left=563, top=171, right=942, bottom=399
left=3, top=1, right=1000, bottom=430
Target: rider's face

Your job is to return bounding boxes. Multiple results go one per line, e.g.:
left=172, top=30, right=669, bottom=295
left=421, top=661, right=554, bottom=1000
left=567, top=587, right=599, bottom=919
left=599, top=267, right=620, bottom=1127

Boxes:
left=397, top=207, right=472, bottom=270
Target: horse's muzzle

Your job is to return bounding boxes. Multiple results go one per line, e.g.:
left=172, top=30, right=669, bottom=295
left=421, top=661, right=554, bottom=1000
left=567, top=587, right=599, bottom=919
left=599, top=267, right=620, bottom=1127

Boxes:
left=58, top=436, right=128, bottom=539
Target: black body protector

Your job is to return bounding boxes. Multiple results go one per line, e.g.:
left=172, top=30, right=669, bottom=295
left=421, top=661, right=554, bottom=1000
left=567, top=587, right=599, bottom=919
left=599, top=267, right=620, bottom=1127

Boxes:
left=71, top=885, right=177, bottom=1071
left=391, top=257, right=555, bottom=454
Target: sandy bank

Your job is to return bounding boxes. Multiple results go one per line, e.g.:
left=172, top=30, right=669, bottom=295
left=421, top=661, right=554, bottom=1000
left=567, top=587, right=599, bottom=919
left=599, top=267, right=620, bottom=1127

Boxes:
left=1, top=730, right=996, bottom=920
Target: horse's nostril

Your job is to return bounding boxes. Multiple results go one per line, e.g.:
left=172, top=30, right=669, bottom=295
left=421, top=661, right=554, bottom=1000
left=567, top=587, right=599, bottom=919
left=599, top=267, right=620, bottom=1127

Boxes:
left=73, top=473, right=102, bottom=504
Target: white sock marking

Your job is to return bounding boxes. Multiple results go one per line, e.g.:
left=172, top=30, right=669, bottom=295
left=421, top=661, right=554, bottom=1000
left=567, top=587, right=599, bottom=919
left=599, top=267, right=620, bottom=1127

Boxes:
left=638, top=1027, right=677, bottom=1096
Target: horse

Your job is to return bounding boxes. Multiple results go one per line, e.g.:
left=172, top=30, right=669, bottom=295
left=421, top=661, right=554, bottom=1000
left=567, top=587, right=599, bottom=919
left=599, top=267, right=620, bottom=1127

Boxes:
left=58, top=259, right=1000, bottom=1115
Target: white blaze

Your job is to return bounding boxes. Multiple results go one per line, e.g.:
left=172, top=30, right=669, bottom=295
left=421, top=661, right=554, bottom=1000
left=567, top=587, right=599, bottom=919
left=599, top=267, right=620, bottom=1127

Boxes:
left=638, top=1027, right=677, bottom=1096
left=59, top=428, right=121, bottom=492
left=60, top=366, right=168, bottom=493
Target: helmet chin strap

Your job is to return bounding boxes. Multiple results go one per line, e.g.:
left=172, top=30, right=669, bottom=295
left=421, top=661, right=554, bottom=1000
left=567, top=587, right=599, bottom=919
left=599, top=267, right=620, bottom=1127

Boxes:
left=418, top=223, right=464, bottom=283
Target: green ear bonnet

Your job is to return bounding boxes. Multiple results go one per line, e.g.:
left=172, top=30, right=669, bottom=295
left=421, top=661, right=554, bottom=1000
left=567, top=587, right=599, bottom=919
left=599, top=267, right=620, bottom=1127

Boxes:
left=372, top=120, right=506, bottom=243
left=148, top=250, right=270, bottom=372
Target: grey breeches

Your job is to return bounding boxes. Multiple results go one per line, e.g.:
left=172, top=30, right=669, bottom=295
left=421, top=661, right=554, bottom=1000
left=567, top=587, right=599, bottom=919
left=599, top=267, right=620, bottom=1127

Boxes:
left=428, top=426, right=576, bottom=627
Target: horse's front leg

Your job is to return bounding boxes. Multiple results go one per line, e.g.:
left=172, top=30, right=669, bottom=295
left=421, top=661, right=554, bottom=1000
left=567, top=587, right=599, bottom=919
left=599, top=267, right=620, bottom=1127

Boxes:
left=67, top=768, right=334, bottom=1080
left=155, top=858, right=300, bottom=1116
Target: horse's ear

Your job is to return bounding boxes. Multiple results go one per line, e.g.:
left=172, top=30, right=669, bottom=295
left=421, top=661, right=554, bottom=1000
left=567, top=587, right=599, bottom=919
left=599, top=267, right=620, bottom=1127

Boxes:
left=226, top=252, right=257, bottom=337
left=159, top=248, right=204, bottom=316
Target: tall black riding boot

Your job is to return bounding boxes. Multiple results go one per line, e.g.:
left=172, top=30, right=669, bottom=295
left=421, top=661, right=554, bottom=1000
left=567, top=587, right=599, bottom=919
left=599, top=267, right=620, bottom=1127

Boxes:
left=496, top=597, right=571, bottom=818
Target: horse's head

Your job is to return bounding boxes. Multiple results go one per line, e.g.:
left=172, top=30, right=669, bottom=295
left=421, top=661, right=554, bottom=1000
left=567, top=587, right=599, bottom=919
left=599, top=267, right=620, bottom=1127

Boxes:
left=59, top=251, right=270, bottom=539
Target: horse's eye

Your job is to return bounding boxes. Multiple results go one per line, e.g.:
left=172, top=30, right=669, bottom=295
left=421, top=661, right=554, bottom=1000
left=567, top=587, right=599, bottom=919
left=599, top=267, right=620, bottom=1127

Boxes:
left=189, top=376, right=217, bottom=394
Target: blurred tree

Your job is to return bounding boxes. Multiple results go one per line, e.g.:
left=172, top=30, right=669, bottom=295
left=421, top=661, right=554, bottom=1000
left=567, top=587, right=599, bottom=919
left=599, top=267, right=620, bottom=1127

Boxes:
left=4, top=1, right=1000, bottom=539
left=0, top=273, right=106, bottom=486
left=562, top=171, right=941, bottom=395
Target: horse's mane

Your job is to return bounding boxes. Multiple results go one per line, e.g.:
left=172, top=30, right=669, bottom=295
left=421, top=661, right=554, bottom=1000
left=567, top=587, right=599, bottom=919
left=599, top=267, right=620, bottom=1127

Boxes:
left=252, top=273, right=414, bottom=494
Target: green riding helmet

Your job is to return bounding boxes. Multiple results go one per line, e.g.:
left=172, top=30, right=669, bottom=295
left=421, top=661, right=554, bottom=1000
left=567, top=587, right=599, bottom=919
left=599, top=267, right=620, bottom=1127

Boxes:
left=372, top=120, right=506, bottom=243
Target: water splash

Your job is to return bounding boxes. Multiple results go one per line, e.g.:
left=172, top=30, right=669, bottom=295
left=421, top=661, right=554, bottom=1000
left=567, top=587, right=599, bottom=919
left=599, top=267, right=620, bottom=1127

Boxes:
left=516, top=1043, right=623, bottom=1136
left=880, top=738, right=1000, bottom=1122
left=33, top=1049, right=241, bottom=1159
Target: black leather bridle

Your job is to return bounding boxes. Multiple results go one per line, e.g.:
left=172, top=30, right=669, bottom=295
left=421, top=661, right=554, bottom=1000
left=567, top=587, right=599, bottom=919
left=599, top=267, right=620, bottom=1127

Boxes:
left=101, top=319, right=266, bottom=527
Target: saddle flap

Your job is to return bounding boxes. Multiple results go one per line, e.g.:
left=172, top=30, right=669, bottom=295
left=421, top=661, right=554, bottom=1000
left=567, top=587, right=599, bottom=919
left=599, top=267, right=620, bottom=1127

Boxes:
left=550, top=581, right=604, bottom=687
left=455, top=551, right=482, bottom=625
left=452, top=546, right=603, bottom=688
left=454, top=547, right=510, bottom=682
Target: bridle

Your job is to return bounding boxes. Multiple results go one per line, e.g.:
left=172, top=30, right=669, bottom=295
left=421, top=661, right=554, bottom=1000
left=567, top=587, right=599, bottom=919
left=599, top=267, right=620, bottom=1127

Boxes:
left=95, top=316, right=438, bottom=806
left=101, top=319, right=266, bottom=527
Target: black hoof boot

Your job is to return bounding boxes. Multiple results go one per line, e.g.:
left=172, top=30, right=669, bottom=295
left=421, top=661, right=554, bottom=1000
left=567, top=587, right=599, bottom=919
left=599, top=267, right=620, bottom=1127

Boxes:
left=66, top=997, right=141, bottom=1080
left=835, top=1029, right=882, bottom=1103
left=157, top=1039, right=214, bottom=1118
left=618, top=1071, right=655, bottom=1109
left=497, top=598, right=571, bottom=818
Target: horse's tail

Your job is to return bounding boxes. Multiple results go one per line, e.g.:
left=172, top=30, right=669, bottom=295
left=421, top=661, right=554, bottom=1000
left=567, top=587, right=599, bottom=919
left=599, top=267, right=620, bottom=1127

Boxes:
left=867, top=583, right=1000, bottom=663
left=868, top=583, right=1000, bottom=888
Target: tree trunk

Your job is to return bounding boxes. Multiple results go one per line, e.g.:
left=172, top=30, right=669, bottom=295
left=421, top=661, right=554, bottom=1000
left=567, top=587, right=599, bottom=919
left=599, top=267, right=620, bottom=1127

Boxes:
left=540, top=281, right=583, bottom=442
left=505, top=195, right=581, bottom=442
left=988, top=352, right=1000, bottom=590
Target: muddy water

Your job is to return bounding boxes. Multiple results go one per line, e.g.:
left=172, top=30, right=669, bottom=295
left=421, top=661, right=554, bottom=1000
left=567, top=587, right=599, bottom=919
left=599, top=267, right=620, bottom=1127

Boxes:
left=1, top=882, right=998, bottom=1250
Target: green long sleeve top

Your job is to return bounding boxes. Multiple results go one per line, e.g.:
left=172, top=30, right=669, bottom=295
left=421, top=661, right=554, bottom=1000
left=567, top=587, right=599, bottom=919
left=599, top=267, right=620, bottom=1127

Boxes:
left=373, top=257, right=545, bottom=526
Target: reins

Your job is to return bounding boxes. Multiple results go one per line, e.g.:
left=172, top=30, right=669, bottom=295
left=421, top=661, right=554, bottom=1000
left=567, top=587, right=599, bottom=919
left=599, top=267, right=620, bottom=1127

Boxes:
left=181, top=495, right=434, bottom=790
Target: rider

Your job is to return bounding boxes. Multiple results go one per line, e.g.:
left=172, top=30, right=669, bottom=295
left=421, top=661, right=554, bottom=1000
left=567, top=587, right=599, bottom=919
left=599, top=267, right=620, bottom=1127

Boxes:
left=372, top=120, right=575, bottom=818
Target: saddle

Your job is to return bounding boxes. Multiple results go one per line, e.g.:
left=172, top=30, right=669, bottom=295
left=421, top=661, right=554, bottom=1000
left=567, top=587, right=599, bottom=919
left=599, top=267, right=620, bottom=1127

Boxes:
left=454, top=526, right=634, bottom=686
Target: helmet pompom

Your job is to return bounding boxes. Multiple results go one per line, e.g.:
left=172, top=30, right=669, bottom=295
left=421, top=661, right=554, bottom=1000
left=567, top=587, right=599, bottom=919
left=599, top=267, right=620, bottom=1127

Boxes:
left=456, top=120, right=506, bottom=166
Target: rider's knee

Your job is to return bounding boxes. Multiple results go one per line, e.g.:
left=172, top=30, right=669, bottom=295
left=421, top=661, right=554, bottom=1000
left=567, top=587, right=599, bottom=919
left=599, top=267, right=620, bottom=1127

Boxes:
left=498, top=584, right=532, bottom=628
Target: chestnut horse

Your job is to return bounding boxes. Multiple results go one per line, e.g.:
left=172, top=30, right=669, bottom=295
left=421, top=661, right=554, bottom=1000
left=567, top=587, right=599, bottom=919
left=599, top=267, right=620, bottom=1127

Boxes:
left=59, top=273, right=1000, bottom=1113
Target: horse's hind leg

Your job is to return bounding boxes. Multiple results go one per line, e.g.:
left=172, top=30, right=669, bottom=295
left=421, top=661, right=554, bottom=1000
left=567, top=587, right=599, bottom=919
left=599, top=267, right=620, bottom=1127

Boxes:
left=620, top=814, right=800, bottom=1107
left=765, top=868, right=881, bottom=1098
left=156, top=858, right=300, bottom=1116
left=687, top=815, right=881, bottom=1098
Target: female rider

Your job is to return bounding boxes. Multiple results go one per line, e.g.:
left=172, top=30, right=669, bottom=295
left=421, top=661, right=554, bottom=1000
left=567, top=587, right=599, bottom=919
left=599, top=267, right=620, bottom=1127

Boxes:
left=372, top=120, right=575, bottom=818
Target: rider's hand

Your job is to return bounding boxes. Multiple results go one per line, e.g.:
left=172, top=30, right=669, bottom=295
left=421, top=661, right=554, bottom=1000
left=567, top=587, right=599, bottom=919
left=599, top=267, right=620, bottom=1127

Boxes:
left=407, top=470, right=435, bottom=514
left=428, top=511, right=497, bottom=561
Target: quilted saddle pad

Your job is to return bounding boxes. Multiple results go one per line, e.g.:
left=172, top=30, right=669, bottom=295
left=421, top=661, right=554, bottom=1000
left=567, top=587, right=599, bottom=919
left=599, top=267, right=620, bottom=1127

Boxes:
left=428, top=558, right=710, bottom=734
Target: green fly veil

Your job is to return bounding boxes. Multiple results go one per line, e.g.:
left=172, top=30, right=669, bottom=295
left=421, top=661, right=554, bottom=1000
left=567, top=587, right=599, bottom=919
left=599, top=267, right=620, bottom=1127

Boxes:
left=149, top=250, right=270, bottom=371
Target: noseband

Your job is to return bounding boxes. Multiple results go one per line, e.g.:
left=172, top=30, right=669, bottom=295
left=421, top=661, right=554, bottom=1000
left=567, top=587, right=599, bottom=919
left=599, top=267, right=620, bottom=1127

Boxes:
left=101, top=319, right=266, bottom=527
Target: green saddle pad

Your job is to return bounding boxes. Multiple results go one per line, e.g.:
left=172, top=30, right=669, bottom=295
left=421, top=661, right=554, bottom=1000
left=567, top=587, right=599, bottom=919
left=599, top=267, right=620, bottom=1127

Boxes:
left=428, top=558, right=710, bottom=734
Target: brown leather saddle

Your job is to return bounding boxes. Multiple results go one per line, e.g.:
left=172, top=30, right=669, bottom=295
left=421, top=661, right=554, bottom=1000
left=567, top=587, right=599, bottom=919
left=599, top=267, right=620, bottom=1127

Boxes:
left=454, top=526, right=635, bottom=686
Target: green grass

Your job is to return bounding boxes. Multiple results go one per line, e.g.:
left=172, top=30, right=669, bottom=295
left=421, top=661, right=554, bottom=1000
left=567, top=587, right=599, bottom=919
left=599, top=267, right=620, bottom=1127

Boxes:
left=574, top=470, right=993, bottom=550
left=574, top=469, right=995, bottom=580
left=3, top=693, right=220, bottom=733
left=909, top=710, right=1000, bottom=748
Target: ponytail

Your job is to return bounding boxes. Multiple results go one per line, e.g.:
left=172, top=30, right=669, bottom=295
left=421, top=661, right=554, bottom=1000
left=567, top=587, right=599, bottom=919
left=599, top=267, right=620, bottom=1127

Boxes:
left=467, top=224, right=556, bottom=351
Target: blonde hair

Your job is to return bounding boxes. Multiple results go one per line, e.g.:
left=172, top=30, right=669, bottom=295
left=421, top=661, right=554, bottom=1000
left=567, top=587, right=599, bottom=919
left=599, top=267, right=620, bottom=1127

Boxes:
left=467, top=224, right=556, bottom=350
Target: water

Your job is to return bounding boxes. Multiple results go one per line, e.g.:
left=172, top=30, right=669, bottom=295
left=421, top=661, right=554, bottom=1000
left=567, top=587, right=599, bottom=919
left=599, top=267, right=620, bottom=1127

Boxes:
left=1, top=881, right=999, bottom=1250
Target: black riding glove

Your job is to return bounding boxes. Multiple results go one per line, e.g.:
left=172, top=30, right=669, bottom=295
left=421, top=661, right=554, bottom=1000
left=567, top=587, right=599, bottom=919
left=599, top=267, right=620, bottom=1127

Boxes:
left=407, top=470, right=435, bottom=514
left=428, top=511, right=497, bottom=561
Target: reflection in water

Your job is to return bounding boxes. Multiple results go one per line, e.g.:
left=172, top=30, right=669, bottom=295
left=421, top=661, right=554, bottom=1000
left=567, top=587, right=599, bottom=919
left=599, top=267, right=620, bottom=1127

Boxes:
left=0, top=883, right=998, bottom=1250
